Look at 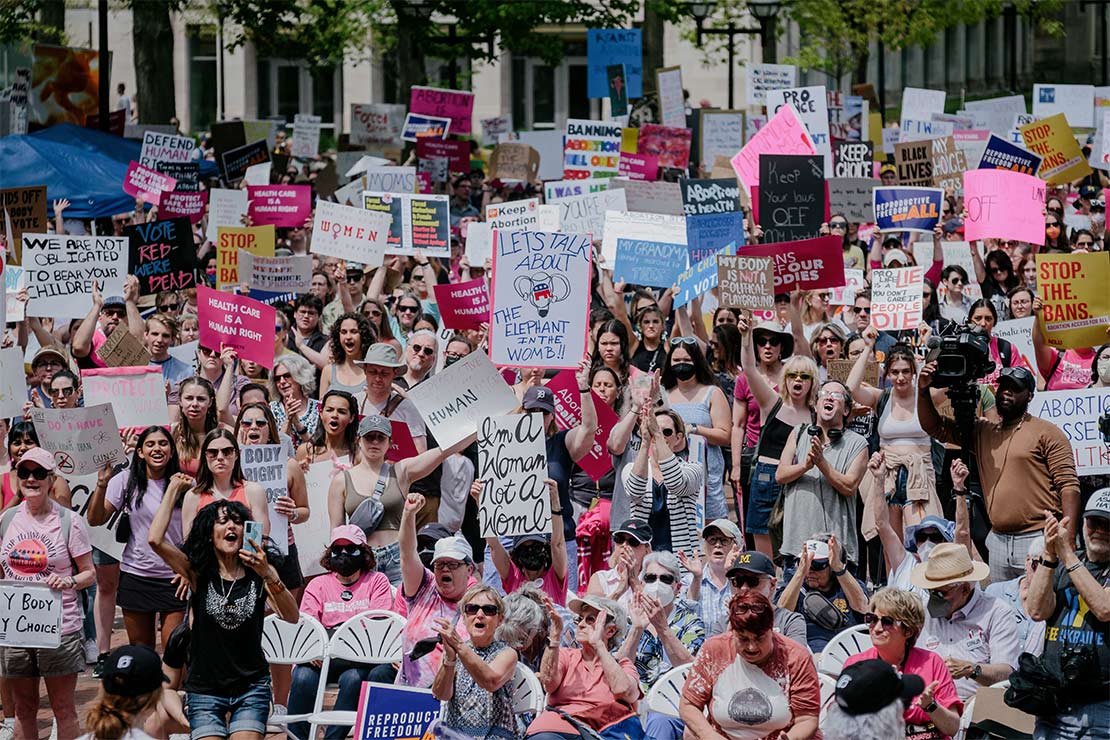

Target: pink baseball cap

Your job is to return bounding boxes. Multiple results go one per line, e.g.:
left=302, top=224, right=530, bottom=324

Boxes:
left=329, top=524, right=366, bottom=547
left=16, top=448, right=57, bottom=473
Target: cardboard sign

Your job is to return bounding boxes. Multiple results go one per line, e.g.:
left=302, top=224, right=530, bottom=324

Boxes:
left=1030, top=388, right=1110, bottom=475
left=0, top=186, right=47, bottom=263
left=833, top=142, right=873, bottom=179
left=681, top=178, right=741, bottom=216
left=247, top=185, right=312, bottom=228
left=400, top=113, right=450, bottom=142
left=123, top=161, right=176, bottom=205
left=310, top=200, right=391, bottom=266
left=407, top=351, right=517, bottom=451
left=159, top=189, right=208, bottom=224
left=477, top=413, right=551, bottom=537
left=606, top=180, right=683, bottom=216
left=563, top=119, right=622, bottom=179
left=409, top=85, right=474, bottom=135
left=758, top=154, right=825, bottom=244
left=499, top=130, right=564, bottom=180
left=977, top=134, right=1042, bottom=175
left=929, top=136, right=968, bottom=193
left=139, top=132, right=195, bottom=168
left=0, top=583, right=62, bottom=649
left=361, top=192, right=450, bottom=257
left=353, top=683, right=440, bottom=740
left=617, top=152, right=659, bottom=181
left=433, top=279, right=490, bottom=332
left=870, top=266, right=924, bottom=331
left=686, top=212, right=745, bottom=264
left=894, top=141, right=934, bottom=186
left=872, top=187, right=944, bottom=233
left=600, top=211, right=687, bottom=265
left=657, top=66, right=686, bottom=128
left=1036, top=253, right=1110, bottom=349
left=240, top=444, right=289, bottom=555
left=557, top=189, right=627, bottom=239
left=30, top=404, right=124, bottom=476
left=1032, top=84, right=1095, bottom=128
left=196, top=286, right=277, bottom=368
left=613, top=237, right=687, bottom=289
left=221, top=139, right=270, bottom=183
left=125, top=218, right=197, bottom=295
left=488, top=144, right=540, bottom=182
left=740, top=235, right=846, bottom=292
left=364, top=166, right=416, bottom=194
left=700, top=110, right=746, bottom=165
left=22, top=234, right=127, bottom=320
left=963, top=170, right=1045, bottom=245
left=291, top=114, right=321, bottom=159
left=95, top=327, right=152, bottom=369
left=416, top=137, right=469, bottom=174
left=674, top=243, right=736, bottom=308
left=544, top=178, right=609, bottom=203
left=239, top=252, right=313, bottom=294
left=827, top=358, right=879, bottom=388
left=1020, top=113, right=1093, bottom=184
left=350, top=103, right=406, bottom=147
left=746, top=64, right=797, bottom=105
left=0, top=347, right=28, bottom=419
left=547, top=370, right=620, bottom=482
left=587, top=29, right=642, bottom=98
left=486, top=198, right=540, bottom=232
left=480, top=115, right=513, bottom=147
left=637, top=124, right=692, bottom=170
left=731, top=104, right=816, bottom=194
left=828, top=178, right=876, bottom=223
left=205, top=189, right=249, bottom=244
left=489, top=230, right=592, bottom=368
left=717, top=255, right=774, bottom=311
left=82, top=366, right=170, bottom=429
left=765, top=86, right=832, bottom=173
left=216, top=226, right=275, bottom=288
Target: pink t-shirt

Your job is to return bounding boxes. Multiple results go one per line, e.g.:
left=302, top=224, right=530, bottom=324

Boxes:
left=1045, top=348, right=1095, bottom=391
left=526, top=649, right=642, bottom=735
left=733, top=375, right=780, bottom=449
left=502, top=561, right=568, bottom=606
left=0, top=501, right=92, bottom=635
left=399, top=568, right=475, bottom=688
left=300, top=570, right=393, bottom=629
left=844, top=646, right=964, bottom=739
left=88, top=329, right=108, bottom=368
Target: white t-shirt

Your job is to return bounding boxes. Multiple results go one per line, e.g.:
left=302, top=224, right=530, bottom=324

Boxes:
left=117, top=94, right=132, bottom=113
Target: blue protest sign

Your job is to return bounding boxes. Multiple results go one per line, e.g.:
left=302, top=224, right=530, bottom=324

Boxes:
left=613, top=238, right=687, bottom=289
left=686, top=212, right=745, bottom=264
left=354, top=682, right=439, bottom=740
left=872, top=187, right=944, bottom=233
left=675, top=243, right=737, bottom=308
left=977, top=134, right=1042, bottom=176
left=587, top=29, right=642, bottom=99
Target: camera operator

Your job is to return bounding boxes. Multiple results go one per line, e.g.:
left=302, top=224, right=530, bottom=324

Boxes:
left=918, top=361, right=1080, bottom=582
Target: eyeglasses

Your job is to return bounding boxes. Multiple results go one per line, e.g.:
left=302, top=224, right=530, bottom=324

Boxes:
left=397, top=304, right=420, bottom=314
left=731, top=602, right=769, bottom=616
left=729, top=573, right=762, bottom=589
left=205, top=446, right=236, bottom=459
left=643, top=573, right=676, bottom=585
left=574, top=613, right=609, bottom=626
left=411, top=345, right=435, bottom=357
left=50, top=386, right=76, bottom=397
left=660, top=427, right=676, bottom=438
left=612, top=533, right=643, bottom=547
left=755, top=335, right=781, bottom=347
left=275, top=324, right=286, bottom=332
left=929, top=583, right=962, bottom=598
left=411, top=274, right=425, bottom=282
left=102, top=308, right=126, bottom=319
left=948, top=277, right=964, bottom=285
left=464, top=603, right=500, bottom=616
left=329, top=545, right=361, bottom=558
left=1046, top=223, right=1060, bottom=229
left=852, top=306, right=871, bottom=314
left=239, top=418, right=268, bottom=428
left=670, top=336, right=697, bottom=346
left=16, top=466, right=51, bottom=480
left=829, top=222, right=848, bottom=229
left=159, top=302, right=180, bottom=312
left=785, top=372, right=813, bottom=381
left=445, top=352, right=464, bottom=362
left=433, top=560, right=466, bottom=571
left=816, top=389, right=847, bottom=401
left=366, top=308, right=383, bottom=318
left=33, top=360, right=62, bottom=369
left=864, top=613, right=903, bottom=630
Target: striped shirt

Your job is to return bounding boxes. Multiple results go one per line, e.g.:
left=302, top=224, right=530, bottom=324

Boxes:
left=694, top=574, right=732, bottom=637
left=624, top=453, right=703, bottom=557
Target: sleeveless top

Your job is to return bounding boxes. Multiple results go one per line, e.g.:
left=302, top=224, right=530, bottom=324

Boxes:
left=329, top=363, right=367, bottom=395
left=759, top=402, right=796, bottom=462
left=0, top=472, right=16, bottom=509
left=342, top=466, right=404, bottom=532
left=441, top=639, right=517, bottom=739
left=877, top=390, right=929, bottom=446
left=197, top=483, right=249, bottom=513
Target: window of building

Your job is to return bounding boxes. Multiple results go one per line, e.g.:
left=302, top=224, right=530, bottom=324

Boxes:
left=187, top=25, right=218, bottom=132
left=509, top=39, right=596, bottom=128
left=256, top=59, right=339, bottom=128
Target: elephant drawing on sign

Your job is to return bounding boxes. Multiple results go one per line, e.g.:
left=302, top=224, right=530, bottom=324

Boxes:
left=514, top=272, right=571, bottom=318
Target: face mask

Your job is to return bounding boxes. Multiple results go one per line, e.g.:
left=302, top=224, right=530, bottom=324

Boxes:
left=331, top=553, right=365, bottom=577
left=205, top=268, right=217, bottom=284
left=916, top=541, right=937, bottom=562
left=418, top=547, right=435, bottom=570
left=444, top=355, right=461, bottom=367
left=513, top=548, right=549, bottom=572
left=644, top=581, right=674, bottom=607
left=1098, top=356, right=1110, bottom=385
left=927, top=590, right=951, bottom=618
left=672, top=362, right=696, bottom=381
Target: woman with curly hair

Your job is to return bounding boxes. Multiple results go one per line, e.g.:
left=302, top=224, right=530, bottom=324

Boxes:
left=318, top=312, right=373, bottom=399
left=269, top=354, right=320, bottom=448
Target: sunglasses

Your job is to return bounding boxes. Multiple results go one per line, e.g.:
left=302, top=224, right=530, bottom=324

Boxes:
left=829, top=222, right=848, bottom=229
left=612, top=533, right=643, bottom=547
left=102, top=308, right=126, bottom=319
left=397, top=304, right=420, bottom=314
left=785, top=372, right=813, bottom=381
left=914, top=530, right=947, bottom=545
left=755, top=335, right=781, bottom=347
left=464, top=603, right=501, bottom=617
left=345, top=274, right=363, bottom=283
left=574, top=613, right=609, bottom=626
left=240, top=418, right=269, bottom=429
left=670, top=336, right=697, bottom=346
left=329, top=545, right=361, bottom=558
left=817, top=336, right=841, bottom=344
left=50, top=386, right=76, bottom=397
left=851, top=306, right=871, bottom=314
left=1077, top=240, right=1094, bottom=247
left=809, top=559, right=830, bottom=571
left=274, top=373, right=292, bottom=382
left=205, top=446, right=236, bottom=459
left=949, top=277, right=964, bottom=285
left=275, top=324, right=286, bottom=332
left=923, top=291, right=933, bottom=298
left=411, top=345, right=435, bottom=357
left=643, top=573, right=676, bottom=585
left=411, top=274, right=425, bottom=281
left=864, top=613, right=903, bottom=629
left=1046, top=223, right=1060, bottom=229
left=729, top=573, right=762, bottom=589
left=366, top=308, right=383, bottom=318
left=660, top=427, right=676, bottom=438
left=159, top=302, right=180, bottom=312
left=16, top=466, right=51, bottom=480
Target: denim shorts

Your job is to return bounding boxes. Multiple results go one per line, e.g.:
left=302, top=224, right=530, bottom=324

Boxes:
left=373, top=541, right=402, bottom=586
left=886, top=465, right=909, bottom=507
left=186, top=675, right=272, bottom=740
left=746, top=461, right=782, bottom=535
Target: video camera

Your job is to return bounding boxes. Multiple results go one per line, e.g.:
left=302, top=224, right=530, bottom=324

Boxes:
left=925, top=325, right=995, bottom=389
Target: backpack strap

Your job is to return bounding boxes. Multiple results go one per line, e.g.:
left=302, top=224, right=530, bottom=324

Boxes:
left=383, top=392, right=404, bottom=417
left=373, top=463, right=391, bottom=499
left=997, top=337, right=1013, bottom=368
left=746, top=398, right=783, bottom=485
left=875, top=388, right=892, bottom=423
left=1, top=505, right=72, bottom=548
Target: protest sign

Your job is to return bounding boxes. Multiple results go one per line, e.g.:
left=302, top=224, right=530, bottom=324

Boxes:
left=68, top=471, right=126, bottom=561
left=1036, top=253, right=1110, bottom=349
left=899, top=118, right=954, bottom=143
left=827, top=358, right=879, bottom=388
left=480, top=115, right=513, bottom=147
left=244, top=161, right=271, bottom=187
left=0, top=186, right=47, bottom=263
left=964, top=94, right=1028, bottom=136
left=872, top=187, right=944, bottom=233
left=295, top=461, right=341, bottom=577
left=765, top=86, right=832, bottom=172
left=717, top=255, right=774, bottom=311
left=0, top=583, right=62, bottom=649
left=291, top=114, right=321, bottom=159
left=364, top=166, right=416, bottom=194
left=0, top=347, right=27, bottom=419
left=657, top=66, right=685, bottom=128
left=700, top=110, right=745, bottom=165
left=544, top=178, right=609, bottom=203
left=488, top=144, right=540, bottom=182
left=82, top=367, right=170, bottom=429
left=758, top=154, right=825, bottom=244
left=617, top=152, right=659, bottom=181
left=477, top=414, right=551, bottom=537
left=125, top=218, right=197, bottom=295
left=400, top=113, right=450, bottom=142
left=310, top=200, right=391, bottom=266
left=407, top=351, right=517, bottom=451
left=433, top=278, right=490, bottom=332
left=499, top=130, right=564, bottom=180
left=362, top=192, right=450, bottom=257
left=910, top=240, right=982, bottom=301
left=350, top=103, right=406, bottom=148
left=216, top=226, right=275, bottom=288
left=410, top=85, right=474, bottom=134
left=833, top=142, right=873, bottom=179
left=341, top=154, right=390, bottom=180
left=489, top=230, right=592, bottom=368
left=977, top=133, right=1042, bottom=175
left=240, top=252, right=313, bottom=294
left=828, top=92, right=867, bottom=142
left=606, top=180, right=682, bottom=216
left=463, top=222, right=493, bottom=264
left=197, top=286, right=277, bottom=368
left=123, top=162, right=176, bottom=205
left=740, top=235, right=846, bottom=293
left=22, top=234, right=127, bottom=320
left=674, top=244, right=736, bottom=308
left=30, top=404, right=124, bottom=476
left=600, top=211, right=687, bottom=265
left=686, top=212, right=745, bottom=264
left=963, top=170, right=1045, bottom=245
left=563, top=119, right=622, bottom=179
left=1030, top=388, right=1110, bottom=475
left=486, top=198, right=540, bottom=232
left=993, top=317, right=1036, bottom=374
left=4, top=261, right=24, bottom=323
left=681, top=179, right=741, bottom=216
left=613, top=238, right=687, bottom=288
left=607, top=64, right=629, bottom=116
left=557, top=188, right=627, bottom=239
left=1020, top=113, right=1093, bottom=184
left=240, top=444, right=289, bottom=555
left=139, top=131, right=195, bottom=168
left=638, top=124, right=692, bottom=170
left=353, top=683, right=440, bottom=740
left=731, top=105, right=816, bottom=194
left=537, top=204, right=560, bottom=231
left=206, top=189, right=249, bottom=243
left=94, top=326, right=152, bottom=369
left=547, top=370, right=620, bottom=481
left=247, top=185, right=312, bottom=228
left=746, top=64, right=797, bottom=105
left=587, top=29, right=642, bottom=98
left=159, top=189, right=208, bottom=224
left=870, top=267, right=924, bottom=331
left=894, top=141, right=934, bottom=186
left=1033, top=84, right=1096, bottom=128
left=829, top=268, right=866, bottom=305
left=828, top=178, right=876, bottom=223
left=902, top=87, right=947, bottom=117
left=930, top=136, right=968, bottom=193
left=416, top=138, right=470, bottom=174
left=221, top=140, right=270, bottom=183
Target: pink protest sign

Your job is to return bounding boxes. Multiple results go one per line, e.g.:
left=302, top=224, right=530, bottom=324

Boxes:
left=618, top=152, right=660, bottom=181
left=963, top=169, right=1046, bottom=246
left=196, top=285, right=277, bottom=368
left=123, top=161, right=176, bottom=205
left=247, top=185, right=313, bottom=228
left=386, top=421, right=418, bottom=462
left=730, top=105, right=816, bottom=195
left=741, top=234, right=846, bottom=292
left=410, top=85, right=475, bottom=135
left=434, top=278, right=490, bottom=331
left=416, top=172, right=433, bottom=194
left=546, top=370, right=619, bottom=482
left=416, top=138, right=470, bottom=174
left=159, top=189, right=209, bottom=224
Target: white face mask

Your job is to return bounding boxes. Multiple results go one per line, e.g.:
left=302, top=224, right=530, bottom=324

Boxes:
left=644, top=580, right=674, bottom=607
left=916, top=541, right=937, bottom=562
left=1098, top=355, right=1110, bottom=385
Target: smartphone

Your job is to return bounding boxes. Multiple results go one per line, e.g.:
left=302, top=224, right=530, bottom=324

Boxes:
left=242, top=520, right=263, bottom=553
left=409, top=636, right=441, bottom=661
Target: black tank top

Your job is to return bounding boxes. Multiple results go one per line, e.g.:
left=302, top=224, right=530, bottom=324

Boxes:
left=760, top=404, right=796, bottom=461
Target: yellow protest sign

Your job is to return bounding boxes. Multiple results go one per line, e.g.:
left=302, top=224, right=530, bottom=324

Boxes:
left=1036, top=252, right=1110, bottom=349
left=620, top=128, right=639, bottom=154
left=1019, top=113, right=1092, bottom=184
left=216, top=226, right=275, bottom=288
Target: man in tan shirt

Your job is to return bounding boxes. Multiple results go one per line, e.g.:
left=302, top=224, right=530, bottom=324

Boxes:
left=918, top=364, right=1079, bottom=582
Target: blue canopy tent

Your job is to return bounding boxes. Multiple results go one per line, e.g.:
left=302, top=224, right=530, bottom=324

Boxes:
left=0, top=124, right=217, bottom=220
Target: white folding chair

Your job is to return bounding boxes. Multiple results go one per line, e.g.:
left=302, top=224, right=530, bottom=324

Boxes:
left=816, top=624, right=872, bottom=677
left=305, top=610, right=406, bottom=740
left=261, top=613, right=329, bottom=735
left=818, top=672, right=837, bottom=725
left=512, top=663, right=545, bottom=715
left=644, top=663, right=693, bottom=719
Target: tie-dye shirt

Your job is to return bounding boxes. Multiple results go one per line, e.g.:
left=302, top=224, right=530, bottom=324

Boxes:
left=399, top=568, right=474, bottom=687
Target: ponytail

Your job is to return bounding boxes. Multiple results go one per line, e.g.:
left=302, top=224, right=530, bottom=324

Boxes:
left=83, top=688, right=161, bottom=740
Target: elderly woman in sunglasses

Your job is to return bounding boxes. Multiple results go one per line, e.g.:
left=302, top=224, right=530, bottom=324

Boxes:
left=270, top=354, right=320, bottom=448
left=843, top=588, right=964, bottom=738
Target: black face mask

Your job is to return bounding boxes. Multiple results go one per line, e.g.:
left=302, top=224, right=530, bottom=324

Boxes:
left=513, top=548, right=549, bottom=572
left=418, top=547, right=435, bottom=570
left=672, top=362, right=696, bottom=381
left=444, top=355, right=462, bottom=367
left=331, top=553, right=365, bottom=577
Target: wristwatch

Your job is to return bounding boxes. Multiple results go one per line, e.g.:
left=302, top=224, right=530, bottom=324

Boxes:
left=971, top=664, right=982, bottom=680
left=922, top=699, right=938, bottom=713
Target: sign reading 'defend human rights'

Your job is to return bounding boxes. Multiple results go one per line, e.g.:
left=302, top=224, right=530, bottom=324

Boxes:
left=0, top=584, right=62, bottom=649
left=22, top=234, right=127, bottom=320
left=477, top=413, right=551, bottom=537
left=872, top=187, right=944, bottom=233
left=124, top=218, right=197, bottom=295
left=139, top=131, right=196, bottom=168
left=196, top=286, right=277, bottom=368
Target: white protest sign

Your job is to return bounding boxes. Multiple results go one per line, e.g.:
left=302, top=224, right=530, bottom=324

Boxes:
left=0, top=347, right=27, bottom=419
left=557, top=188, right=627, bottom=240
left=206, top=189, right=249, bottom=244
left=22, top=234, right=127, bottom=320
left=0, top=582, right=62, bottom=648
left=1033, top=84, right=1096, bottom=129
left=311, top=200, right=391, bottom=265
left=240, top=251, right=313, bottom=293
left=244, top=161, right=271, bottom=186
left=485, top=198, right=539, bottom=232
left=701, top=110, right=746, bottom=164
left=68, top=472, right=125, bottom=561
left=870, top=266, right=923, bottom=331
left=343, top=155, right=392, bottom=179
left=993, top=316, right=1036, bottom=370
left=291, top=114, right=322, bottom=159
left=765, top=86, right=832, bottom=173
left=5, top=262, right=25, bottom=322
left=81, top=367, right=170, bottom=429
left=902, top=87, right=947, bottom=117
left=657, top=67, right=686, bottom=129
left=139, top=131, right=196, bottom=168
left=501, top=130, right=564, bottom=180
left=350, top=103, right=406, bottom=148
left=464, top=221, right=493, bottom=265
left=295, top=460, right=345, bottom=577
left=829, top=268, right=866, bottom=306
left=240, top=444, right=289, bottom=555
left=489, top=230, right=593, bottom=369
left=544, top=178, right=610, bottom=203
left=745, top=64, right=797, bottom=106
left=364, top=166, right=416, bottom=194
left=600, top=210, right=687, bottom=266
left=537, top=204, right=560, bottom=231
left=477, top=414, right=551, bottom=537
left=408, top=351, right=518, bottom=450
left=480, top=115, right=513, bottom=147
left=898, top=118, right=954, bottom=143
left=608, top=179, right=684, bottom=216
left=1030, top=387, right=1110, bottom=475
left=30, top=404, right=125, bottom=476
left=911, top=240, right=982, bottom=300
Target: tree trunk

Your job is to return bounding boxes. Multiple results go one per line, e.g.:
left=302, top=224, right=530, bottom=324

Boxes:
left=393, top=5, right=428, bottom=101
left=641, top=1, right=665, bottom=95
left=853, top=44, right=870, bottom=85
left=36, top=0, right=66, bottom=44
left=131, top=0, right=176, bottom=124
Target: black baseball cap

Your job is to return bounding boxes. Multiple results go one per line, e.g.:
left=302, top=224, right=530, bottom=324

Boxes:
left=417, top=523, right=452, bottom=544
left=726, top=551, right=775, bottom=578
left=613, top=519, right=652, bottom=544
left=835, top=659, right=924, bottom=716
left=998, top=366, right=1036, bottom=395
left=100, top=645, right=168, bottom=697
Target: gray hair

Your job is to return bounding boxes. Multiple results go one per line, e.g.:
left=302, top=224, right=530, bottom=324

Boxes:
left=496, top=586, right=547, bottom=650
left=408, top=329, right=438, bottom=349
left=272, top=353, right=317, bottom=396
left=641, top=550, right=681, bottom=583
left=822, top=700, right=905, bottom=740
left=587, top=596, right=629, bottom=650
